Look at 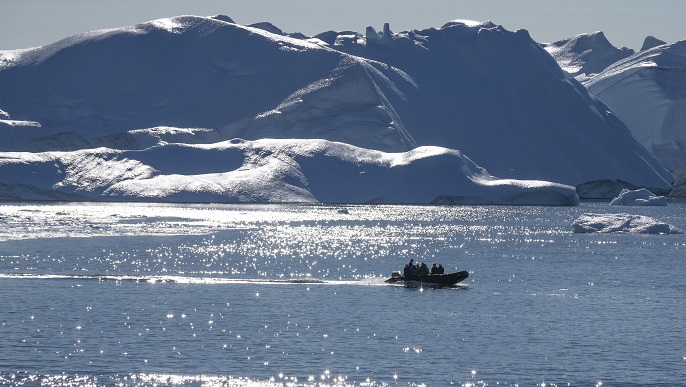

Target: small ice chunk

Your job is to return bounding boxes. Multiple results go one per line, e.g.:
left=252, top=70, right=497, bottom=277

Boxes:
left=610, top=188, right=667, bottom=206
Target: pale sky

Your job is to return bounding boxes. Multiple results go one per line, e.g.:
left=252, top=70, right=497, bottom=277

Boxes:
left=1, top=0, right=684, bottom=51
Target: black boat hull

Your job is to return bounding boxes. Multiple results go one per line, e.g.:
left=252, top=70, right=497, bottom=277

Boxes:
left=385, top=270, right=469, bottom=287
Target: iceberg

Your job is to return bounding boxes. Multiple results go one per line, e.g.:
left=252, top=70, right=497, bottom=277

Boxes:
left=610, top=188, right=667, bottom=206
left=584, top=40, right=686, bottom=196
left=542, top=32, right=635, bottom=82
left=572, top=213, right=683, bottom=234
left=0, top=139, right=580, bottom=205
left=328, top=21, right=672, bottom=197
left=641, top=36, right=667, bottom=51
left=0, top=16, right=675, bottom=203
left=543, top=32, right=668, bottom=82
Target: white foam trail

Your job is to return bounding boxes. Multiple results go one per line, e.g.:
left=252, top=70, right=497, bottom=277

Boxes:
left=0, top=273, right=382, bottom=286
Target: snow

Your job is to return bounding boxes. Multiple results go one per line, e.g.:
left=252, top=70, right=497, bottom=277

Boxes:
left=443, top=19, right=488, bottom=28
left=0, top=139, right=580, bottom=205
left=610, top=188, right=668, bottom=206
left=542, top=32, right=634, bottom=82
left=150, top=18, right=184, bottom=33
left=0, top=15, right=676, bottom=203
left=572, top=213, right=682, bottom=234
left=0, top=119, right=41, bottom=127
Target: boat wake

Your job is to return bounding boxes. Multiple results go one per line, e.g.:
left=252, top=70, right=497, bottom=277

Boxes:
left=0, top=273, right=384, bottom=286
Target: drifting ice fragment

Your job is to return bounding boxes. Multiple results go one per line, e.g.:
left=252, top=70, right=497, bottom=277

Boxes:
left=572, top=213, right=682, bottom=234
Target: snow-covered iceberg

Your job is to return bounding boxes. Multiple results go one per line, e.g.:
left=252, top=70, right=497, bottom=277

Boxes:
left=0, top=139, right=580, bottom=205
left=584, top=40, right=686, bottom=197
left=328, top=21, right=672, bottom=197
left=610, top=188, right=668, bottom=206
left=0, top=16, right=675, bottom=202
left=572, top=213, right=683, bottom=234
left=542, top=32, right=635, bottom=82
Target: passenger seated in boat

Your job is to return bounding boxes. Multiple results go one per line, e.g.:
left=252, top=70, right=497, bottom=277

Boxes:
left=403, top=264, right=412, bottom=278
left=410, top=262, right=418, bottom=278
left=431, top=263, right=439, bottom=275
left=438, top=264, right=445, bottom=274
left=418, top=262, right=430, bottom=276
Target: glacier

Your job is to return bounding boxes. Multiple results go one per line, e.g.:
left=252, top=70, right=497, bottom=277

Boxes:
left=0, top=15, right=675, bottom=204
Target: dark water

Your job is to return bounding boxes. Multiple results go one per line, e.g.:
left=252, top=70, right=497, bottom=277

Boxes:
left=0, top=202, right=684, bottom=386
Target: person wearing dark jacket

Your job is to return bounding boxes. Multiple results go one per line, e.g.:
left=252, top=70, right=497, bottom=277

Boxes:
left=403, top=264, right=412, bottom=278
left=418, top=262, right=430, bottom=276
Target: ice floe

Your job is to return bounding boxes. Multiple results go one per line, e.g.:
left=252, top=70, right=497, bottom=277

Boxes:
left=572, top=213, right=682, bottom=234
left=610, top=188, right=668, bottom=206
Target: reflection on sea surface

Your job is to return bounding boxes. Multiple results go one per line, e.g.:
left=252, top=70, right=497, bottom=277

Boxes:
left=0, top=202, right=685, bottom=386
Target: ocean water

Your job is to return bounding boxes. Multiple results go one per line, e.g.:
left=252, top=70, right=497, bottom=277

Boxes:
left=0, top=202, right=684, bottom=386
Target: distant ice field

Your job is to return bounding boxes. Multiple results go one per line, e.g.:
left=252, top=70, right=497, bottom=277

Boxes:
left=1, top=202, right=685, bottom=386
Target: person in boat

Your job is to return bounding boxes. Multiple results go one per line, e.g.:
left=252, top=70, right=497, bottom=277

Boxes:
left=410, top=262, right=418, bottom=279
left=438, top=264, right=445, bottom=274
left=418, top=262, right=430, bottom=276
left=403, top=263, right=412, bottom=278
left=431, top=263, right=439, bottom=275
